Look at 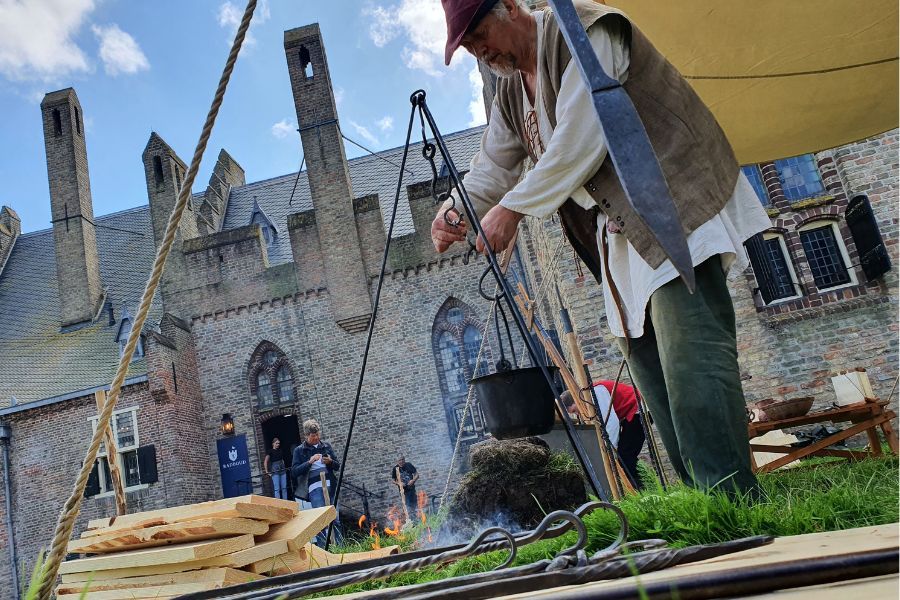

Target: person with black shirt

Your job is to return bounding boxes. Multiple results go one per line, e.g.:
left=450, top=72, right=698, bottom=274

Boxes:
left=390, top=455, right=419, bottom=516
left=264, top=437, right=288, bottom=499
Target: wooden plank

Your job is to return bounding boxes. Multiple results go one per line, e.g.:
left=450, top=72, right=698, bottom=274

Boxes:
left=260, top=506, right=336, bottom=552
left=57, top=581, right=219, bottom=600
left=83, top=501, right=295, bottom=538
left=60, top=539, right=289, bottom=583
left=748, top=402, right=876, bottom=436
left=68, top=517, right=269, bottom=554
left=84, top=494, right=297, bottom=532
left=740, top=574, right=898, bottom=599
left=249, top=544, right=400, bottom=576
left=56, top=566, right=258, bottom=594
left=58, top=534, right=254, bottom=574
left=491, top=524, right=899, bottom=599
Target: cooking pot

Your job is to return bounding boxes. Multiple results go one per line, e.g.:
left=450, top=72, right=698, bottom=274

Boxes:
left=471, top=366, right=559, bottom=439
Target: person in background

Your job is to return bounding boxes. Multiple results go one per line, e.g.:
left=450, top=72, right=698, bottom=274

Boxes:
left=390, top=455, right=420, bottom=516
left=291, top=419, right=341, bottom=546
left=561, top=379, right=646, bottom=489
left=264, top=437, right=288, bottom=499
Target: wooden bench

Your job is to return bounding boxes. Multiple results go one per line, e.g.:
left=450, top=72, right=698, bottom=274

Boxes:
left=748, top=398, right=898, bottom=473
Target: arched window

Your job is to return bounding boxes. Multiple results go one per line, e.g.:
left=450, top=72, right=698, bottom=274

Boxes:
left=276, top=366, right=294, bottom=402
left=463, top=326, right=484, bottom=377
left=115, top=311, right=144, bottom=361
left=438, top=331, right=465, bottom=394
left=249, top=342, right=296, bottom=411
left=256, top=372, right=274, bottom=408
left=432, top=299, right=488, bottom=444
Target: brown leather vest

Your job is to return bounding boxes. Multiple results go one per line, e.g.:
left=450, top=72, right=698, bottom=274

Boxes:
left=495, top=1, right=739, bottom=280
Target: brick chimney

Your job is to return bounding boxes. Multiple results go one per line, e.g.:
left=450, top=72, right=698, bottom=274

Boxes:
left=142, top=132, right=198, bottom=306
left=40, top=88, right=103, bottom=328
left=0, top=206, right=21, bottom=274
left=284, top=24, right=372, bottom=332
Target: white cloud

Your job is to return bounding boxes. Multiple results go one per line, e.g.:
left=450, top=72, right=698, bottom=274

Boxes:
left=468, top=63, right=487, bottom=126
left=334, top=87, right=345, bottom=107
left=348, top=120, right=380, bottom=147
left=376, top=116, right=394, bottom=132
left=0, top=0, right=95, bottom=81
left=271, top=119, right=295, bottom=139
left=92, top=24, right=149, bottom=76
left=216, top=0, right=270, bottom=48
left=366, top=0, right=456, bottom=77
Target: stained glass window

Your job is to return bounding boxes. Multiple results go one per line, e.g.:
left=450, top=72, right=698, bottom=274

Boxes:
left=741, top=165, right=768, bottom=205
left=776, top=154, right=826, bottom=201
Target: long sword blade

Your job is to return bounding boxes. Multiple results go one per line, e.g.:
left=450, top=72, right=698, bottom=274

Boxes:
left=546, top=0, right=695, bottom=292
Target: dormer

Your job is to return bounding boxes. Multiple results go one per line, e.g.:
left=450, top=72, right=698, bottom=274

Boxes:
left=249, top=197, right=278, bottom=249
left=115, top=307, right=145, bottom=361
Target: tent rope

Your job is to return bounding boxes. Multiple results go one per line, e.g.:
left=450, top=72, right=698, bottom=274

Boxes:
left=35, top=1, right=258, bottom=596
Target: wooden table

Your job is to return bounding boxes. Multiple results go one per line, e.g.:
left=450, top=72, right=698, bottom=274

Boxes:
left=748, top=398, right=898, bottom=473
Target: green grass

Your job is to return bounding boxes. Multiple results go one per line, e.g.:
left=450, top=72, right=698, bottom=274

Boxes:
left=316, top=456, right=899, bottom=597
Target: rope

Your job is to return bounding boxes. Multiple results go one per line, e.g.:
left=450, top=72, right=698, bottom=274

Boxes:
left=35, top=2, right=258, bottom=596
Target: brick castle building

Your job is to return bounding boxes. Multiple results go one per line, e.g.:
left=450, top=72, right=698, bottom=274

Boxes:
left=0, top=20, right=896, bottom=591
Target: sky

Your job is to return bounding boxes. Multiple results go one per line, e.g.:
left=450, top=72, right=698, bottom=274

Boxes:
left=0, top=0, right=487, bottom=234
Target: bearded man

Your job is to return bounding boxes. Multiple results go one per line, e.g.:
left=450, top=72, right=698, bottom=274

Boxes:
left=433, top=0, right=771, bottom=494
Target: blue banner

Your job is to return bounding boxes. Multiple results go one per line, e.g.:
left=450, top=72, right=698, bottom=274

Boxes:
left=217, top=434, right=252, bottom=498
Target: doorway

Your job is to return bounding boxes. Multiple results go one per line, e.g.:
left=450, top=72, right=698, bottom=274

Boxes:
left=261, top=413, right=302, bottom=498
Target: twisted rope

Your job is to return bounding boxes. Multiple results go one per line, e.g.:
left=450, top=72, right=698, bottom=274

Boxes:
left=36, top=2, right=258, bottom=596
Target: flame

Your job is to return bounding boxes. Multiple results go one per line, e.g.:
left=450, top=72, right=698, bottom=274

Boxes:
left=383, top=506, right=403, bottom=537
left=370, top=522, right=381, bottom=550
left=358, top=515, right=366, bottom=529
left=416, top=490, right=433, bottom=543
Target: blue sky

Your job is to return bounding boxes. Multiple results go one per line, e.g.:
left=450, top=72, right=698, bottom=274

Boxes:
left=0, top=0, right=486, bottom=233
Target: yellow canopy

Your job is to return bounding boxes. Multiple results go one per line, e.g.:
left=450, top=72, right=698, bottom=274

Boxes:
left=608, top=0, right=899, bottom=163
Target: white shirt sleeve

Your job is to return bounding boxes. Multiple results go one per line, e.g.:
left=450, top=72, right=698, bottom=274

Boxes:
left=499, top=18, right=630, bottom=218
left=592, top=383, right=620, bottom=448
left=459, top=101, right=528, bottom=219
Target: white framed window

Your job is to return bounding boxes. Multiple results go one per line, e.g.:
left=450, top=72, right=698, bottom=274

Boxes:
left=88, top=407, right=143, bottom=494
left=798, top=221, right=857, bottom=291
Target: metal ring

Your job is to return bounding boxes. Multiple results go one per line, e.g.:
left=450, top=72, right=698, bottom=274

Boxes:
left=478, top=266, right=504, bottom=302
left=462, top=526, right=518, bottom=570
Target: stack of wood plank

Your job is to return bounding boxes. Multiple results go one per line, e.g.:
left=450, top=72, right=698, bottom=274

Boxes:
left=55, top=495, right=398, bottom=599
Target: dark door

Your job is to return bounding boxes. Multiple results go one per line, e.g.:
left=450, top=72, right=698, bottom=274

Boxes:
left=261, top=413, right=302, bottom=497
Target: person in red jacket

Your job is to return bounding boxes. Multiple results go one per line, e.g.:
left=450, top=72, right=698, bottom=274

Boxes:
left=594, top=380, right=645, bottom=489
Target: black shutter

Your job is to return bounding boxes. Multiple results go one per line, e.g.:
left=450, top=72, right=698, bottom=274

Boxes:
left=84, top=461, right=100, bottom=498
left=846, top=195, right=891, bottom=282
left=745, top=233, right=777, bottom=305
left=138, top=445, right=158, bottom=485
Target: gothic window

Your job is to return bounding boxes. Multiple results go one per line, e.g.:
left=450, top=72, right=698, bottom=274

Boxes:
left=256, top=372, right=274, bottom=408
left=432, top=299, right=488, bottom=443
left=775, top=154, right=825, bottom=201
left=741, top=165, right=768, bottom=205
left=799, top=221, right=854, bottom=290
left=249, top=343, right=296, bottom=411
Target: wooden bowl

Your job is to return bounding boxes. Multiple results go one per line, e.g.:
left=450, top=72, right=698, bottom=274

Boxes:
left=763, top=397, right=815, bottom=421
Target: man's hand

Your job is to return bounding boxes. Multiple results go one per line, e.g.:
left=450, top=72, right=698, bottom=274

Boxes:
left=323, top=456, right=333, bottom=466
left=431, top=207, right=468, bottom=253
left=309, top=453, right=323, bottom=464
left=476, top=205, right=524, bottom=255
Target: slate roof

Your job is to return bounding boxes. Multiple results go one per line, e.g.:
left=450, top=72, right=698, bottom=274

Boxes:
left=222, top=125, right=486, bottom=265
left=0, top=207, right=161, bottom=407
left=0, top=125, right=486, bottom=408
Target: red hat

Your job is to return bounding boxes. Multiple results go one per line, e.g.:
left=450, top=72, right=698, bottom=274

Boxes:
left=442, top=0, right=500, bottom=65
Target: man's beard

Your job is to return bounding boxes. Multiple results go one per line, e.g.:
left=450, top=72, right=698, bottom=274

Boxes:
left=484, top=53, right=517, bottom=78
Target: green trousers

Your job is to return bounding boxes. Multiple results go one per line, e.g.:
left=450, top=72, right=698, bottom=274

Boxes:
left=616, top=257, right=758, bottom=494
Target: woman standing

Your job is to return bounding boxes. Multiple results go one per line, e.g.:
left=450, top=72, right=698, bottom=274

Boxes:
left=264, top=437, right=288, bottom=499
